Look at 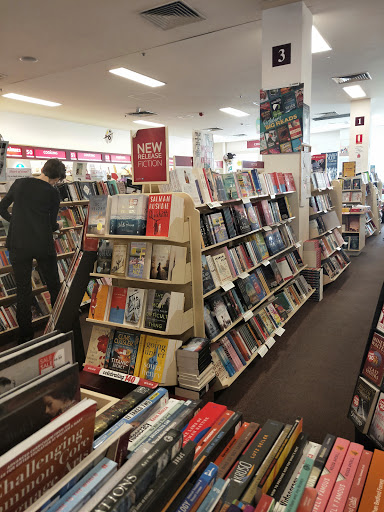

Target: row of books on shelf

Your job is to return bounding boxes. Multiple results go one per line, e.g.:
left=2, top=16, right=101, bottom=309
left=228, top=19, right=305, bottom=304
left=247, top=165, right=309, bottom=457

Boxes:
left=349, top=309, right=384, bottom=450
left=304, top=229, right=345, bottom=261
left=309, top=210, right=340, bottom=238
left=57, top=178, right=125, bottom=203
left=200, top=196, right=293, bottom=248
left=0, top=291, right=51, bottom=332
left=57, top=255, right=77, bottom=282
left=342, top=191, right=363, bottom=203
left=88, top=193, right=184, bottom=238
left=57, top=204, right=88, bottom=228
left=95, top=239, right=187, bottom=282
left=54, top=228, right=82, bottom=255
left=203, top=241, right=303, bottom=303
left=322, top=249, right=350, bottom=278
left=365, top=222, right=376, bottom=237
left=205, top=273, right=311, bottom=344
left=342, top=177, right=362, bottom=191
left=159, top=167, right=296, bottom=206
left=311, top=170, right=332, bottom=190
left=309, top=193, right=333, bottom=214
left=3, top=329, right=384, bottom=512
left=89, top=284, right=185, bottom=333
left=342, top=206, right=370, bottom=213
left=303, top=236, right=350, bottom=278
left=85, top=324, right=182, bottom=385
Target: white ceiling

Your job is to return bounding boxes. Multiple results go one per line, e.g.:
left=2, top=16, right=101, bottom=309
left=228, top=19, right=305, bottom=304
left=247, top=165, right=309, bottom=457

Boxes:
left=0, top=0, right=383, bottom=141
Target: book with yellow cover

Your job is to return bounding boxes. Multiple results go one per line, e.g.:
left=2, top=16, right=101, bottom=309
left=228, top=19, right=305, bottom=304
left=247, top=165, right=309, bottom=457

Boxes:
left=137, top=335, right=182, bottom=385
left=89, top=284, right=111, bottom=321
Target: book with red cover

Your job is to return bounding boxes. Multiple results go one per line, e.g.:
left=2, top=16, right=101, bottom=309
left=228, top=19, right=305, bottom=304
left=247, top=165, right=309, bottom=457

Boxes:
left=182, top=402, right=227, bottom=446
left=358, top=449, right=384, bottom=512
left=284, top=173, right=296, bottom=192
left=343, top=450, right=372, bottom=512
left=362, top=332, right=384, bottom=388
left=108, top=286, right=128, bottom=324
left=269, top=173, right=280, bottom=194
left=146, top=194, right=172, bottom=237
left=261, top=200, right=274, bottom=225
left=194, top=410, right=234, bottom=459
left=254, top=494, right=275, bottom=511
left=277, top=173, right=287, bottom=193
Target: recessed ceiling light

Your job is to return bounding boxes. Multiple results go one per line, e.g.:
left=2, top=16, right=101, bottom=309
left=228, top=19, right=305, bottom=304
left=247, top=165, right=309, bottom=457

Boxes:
left=109, top=67, right=165, bottom=87
left=2, top=93, right=61, bottom=107
left=133, top=120, right=165, bottom=127
left=219, top=107, right=250, bottom=117
left=19, top=56, right=38, bottom=63
left=312, top=26, right=332, bottom=53
left=343, top=85, right=367, bottom=99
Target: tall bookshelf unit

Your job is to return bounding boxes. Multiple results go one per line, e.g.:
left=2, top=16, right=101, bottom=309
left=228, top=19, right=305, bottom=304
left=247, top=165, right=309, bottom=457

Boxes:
left=200, top=159, right=314, bottom=391
left=339, top=176, right=369, bottom=255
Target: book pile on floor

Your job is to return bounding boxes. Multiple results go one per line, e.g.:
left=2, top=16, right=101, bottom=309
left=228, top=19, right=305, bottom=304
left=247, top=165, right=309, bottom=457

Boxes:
left=175, top=337, right=216, bottom=399
left=4, top=348, right=383, bottom=512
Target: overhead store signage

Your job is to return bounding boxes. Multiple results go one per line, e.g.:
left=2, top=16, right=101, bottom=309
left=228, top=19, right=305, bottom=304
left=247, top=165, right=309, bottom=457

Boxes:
left=355, top=116, right=365, bottom=126
left=6, top=144, right=131, bottom=163
left=246, top=140, right=260, bottom=149
left=131, top=126, right=169, bottom=184
left=259, top=83, right=307, bottom=155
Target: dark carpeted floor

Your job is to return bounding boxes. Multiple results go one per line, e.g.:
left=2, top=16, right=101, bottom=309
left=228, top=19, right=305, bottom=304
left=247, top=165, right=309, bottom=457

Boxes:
left=215, top=233, right=384, bottom=443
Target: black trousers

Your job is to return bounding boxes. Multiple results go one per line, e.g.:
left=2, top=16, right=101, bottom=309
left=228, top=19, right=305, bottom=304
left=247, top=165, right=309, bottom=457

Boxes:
left=9, top=249, right=61, bottom=340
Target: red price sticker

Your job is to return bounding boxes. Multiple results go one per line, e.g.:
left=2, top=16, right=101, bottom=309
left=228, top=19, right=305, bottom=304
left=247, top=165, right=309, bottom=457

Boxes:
left=379, top=399, right=384, bottom=412
left=353, top=395, right=359, bottom=408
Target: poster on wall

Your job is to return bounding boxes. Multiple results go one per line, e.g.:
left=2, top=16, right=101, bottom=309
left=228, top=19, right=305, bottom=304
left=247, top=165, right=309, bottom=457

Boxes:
left=260, top=83, right=308, bottom=155
left=131, top=127, right=169, bottom=184
left=6, top=167, right=32, bottom=181
left=326, top=152, right=338, bottom=180
left=311, top=153, right=326, bottom=172
left=0, top=141, right=8, bottom=181
left=193, top=130, right=214, bottom=170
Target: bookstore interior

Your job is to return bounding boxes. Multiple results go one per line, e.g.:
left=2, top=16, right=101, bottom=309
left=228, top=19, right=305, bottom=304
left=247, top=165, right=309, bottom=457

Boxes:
left=1, top=1, right=384, bottom=511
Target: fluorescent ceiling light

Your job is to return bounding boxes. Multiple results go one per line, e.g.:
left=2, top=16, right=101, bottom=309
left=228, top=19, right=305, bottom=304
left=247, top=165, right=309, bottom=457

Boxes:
left=109, top=67, right=165, bottom=87
left=219, top=107, right=250, bottom=117
left=343, top=85, right=367, bottom=99
left=133, top=120, right=164, bottom=127
left=2, top=93, right=61, bottom=107
left=312, top=26, right=332, bottom=53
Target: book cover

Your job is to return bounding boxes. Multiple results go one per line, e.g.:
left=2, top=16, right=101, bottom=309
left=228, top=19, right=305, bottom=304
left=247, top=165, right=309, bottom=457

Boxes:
left=87, top=195, right=109, bottom=235
left=348, top=376, right=380, bottom=433
left=128, top=242, right=150, bottom=280
left=343, top=450, right=372, bottom=512
left=108, top=287, right=128, bottom=324
left=210, top=213, right=229, bottom=243
left=124, top=287, right=145, bottom=326
left=144, top=289, right=171, bottom=332
left=288, top=119, right=302, bottom=140
left=232, top=204, right=252, bottom=234
left=115, top=195, right=148, bottom=235
left=110, top=243, right=128, bottom=275
left=212, top=252, right=233, bottom=283
left=0, top=363, right=80, bottom=456
left=138, top=336, right=182, bottom=383
left=277, top=124, right=291, bottom=143
left=150, top=244, right=171, bottom=280
left=174, top=462, right=218, bottom=512
left=204, top=305, right=221, bottom=340
left=356, top=449, right=384, bottom=512
left=85, top=325, right=114, bottom=368
left=106, top=330, right=142, bottom=375
left=0, top=399, right=96, bottom=512
left=89, top=284, right=111, bottom=321
left=368, top=392, right=384, bottom=448
left=222, top=174, right=240, bottom=200
left=201, top=255, right=216, bottom=295
left=376, top=304, right=384, bottom=334
left=362, top=332, right=384, bottom=388
left=146, top=194, right=173, bottom=237
left=96, top=240, right=113, bottom=274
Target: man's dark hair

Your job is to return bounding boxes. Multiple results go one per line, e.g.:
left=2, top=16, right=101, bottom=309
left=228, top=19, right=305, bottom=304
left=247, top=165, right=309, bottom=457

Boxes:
left=42, top=158, right=66, bottom=180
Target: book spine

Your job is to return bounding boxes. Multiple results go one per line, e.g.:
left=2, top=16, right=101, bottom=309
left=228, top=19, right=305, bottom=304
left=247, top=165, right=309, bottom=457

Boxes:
left=93, top=388, right=169, bottom=449
left=306, top=434, right=336, bottom=489
left=343, top=450, right=372, bottom=512
left=174, top=463, right=218, bottom=512
left=284, top=457, right=315, bottom=512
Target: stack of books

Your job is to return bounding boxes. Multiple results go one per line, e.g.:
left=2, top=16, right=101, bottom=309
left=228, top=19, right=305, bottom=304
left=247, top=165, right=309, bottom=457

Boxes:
left=175, top=337, right=216, bottom=399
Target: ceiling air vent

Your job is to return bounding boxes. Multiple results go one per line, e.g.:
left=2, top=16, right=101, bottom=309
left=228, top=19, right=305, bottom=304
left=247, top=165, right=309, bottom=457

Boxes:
left=140, top=1, right=205, bottom=30
left=313, top=111, right=350, bottom=121
left=204, top=127, right=223, bottom=132
left=233, top=133, right=247, bottom=137
left=0, top=73, right=7, bottom=80
left=332, top=72, right=372, bottom=84
left=125, top=107, right=157, bottom=117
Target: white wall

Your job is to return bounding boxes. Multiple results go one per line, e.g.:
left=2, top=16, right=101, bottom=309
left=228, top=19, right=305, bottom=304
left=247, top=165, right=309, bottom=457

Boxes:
left=0, top=111, right=193, bottom=157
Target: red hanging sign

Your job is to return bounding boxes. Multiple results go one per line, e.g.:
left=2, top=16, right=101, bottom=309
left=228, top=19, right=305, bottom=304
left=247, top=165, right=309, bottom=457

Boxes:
left=131, top=127, right=169, bottom=184
left=246, top=140, right=261, bottom=149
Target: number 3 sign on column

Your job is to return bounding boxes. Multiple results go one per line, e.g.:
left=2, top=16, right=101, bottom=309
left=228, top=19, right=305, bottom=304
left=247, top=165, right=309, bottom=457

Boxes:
left=272, top=43, right=291, bottom=67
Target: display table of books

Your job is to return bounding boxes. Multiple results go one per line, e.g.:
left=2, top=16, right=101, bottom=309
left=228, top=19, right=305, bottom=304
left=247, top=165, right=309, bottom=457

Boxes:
left=2, top=330, right=383, bottom=512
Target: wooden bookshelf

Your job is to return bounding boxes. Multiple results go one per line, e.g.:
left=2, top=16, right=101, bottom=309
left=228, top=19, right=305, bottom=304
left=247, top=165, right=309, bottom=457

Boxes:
left=0, top=314, right=50, bottom=336
left=213, top=287, right=315, bottom=390
left=323, top=261, right=351, bottom=285
left=196, top=190, right=295, bottom=211
left=0, top=285, right=47, bottom=306
left=60, top=200, right=89, bottom=207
